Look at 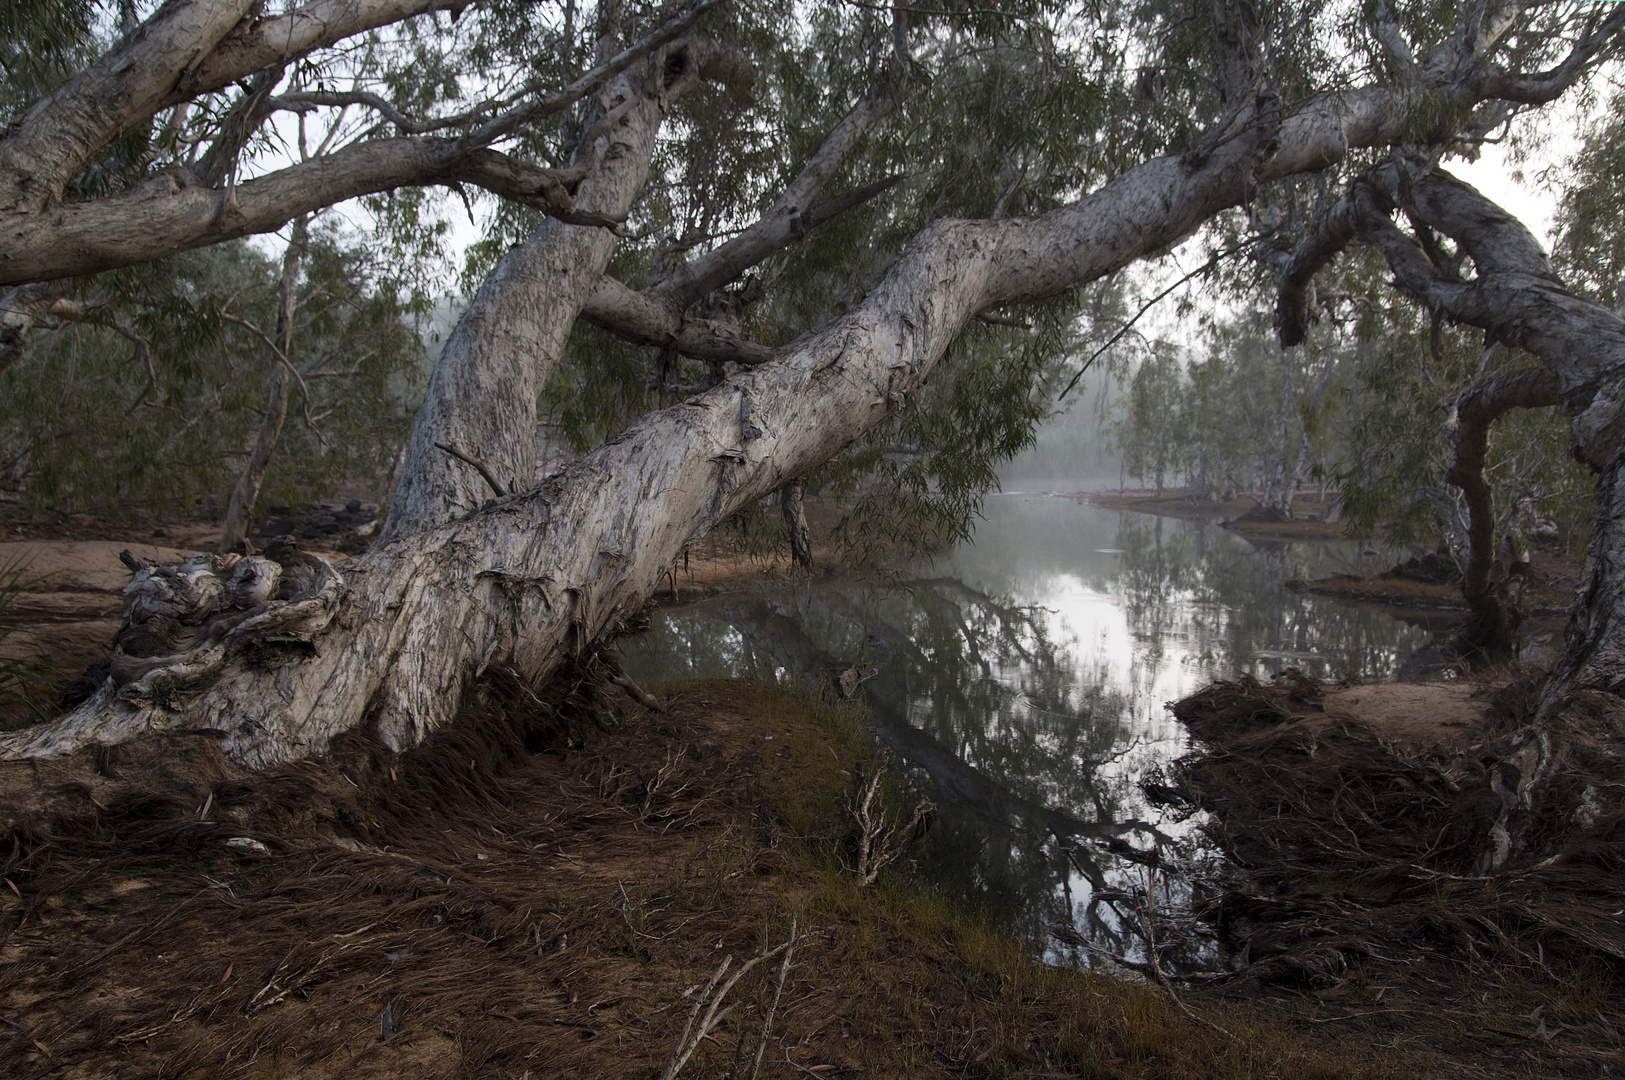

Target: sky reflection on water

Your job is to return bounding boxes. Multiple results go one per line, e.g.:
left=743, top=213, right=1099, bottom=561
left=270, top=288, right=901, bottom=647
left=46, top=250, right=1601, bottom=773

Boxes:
left=619, top=496, right=1442, bottom=969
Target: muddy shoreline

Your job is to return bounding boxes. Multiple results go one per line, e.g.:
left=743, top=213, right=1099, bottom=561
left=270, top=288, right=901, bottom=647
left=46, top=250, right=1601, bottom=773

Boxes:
left=1082, top=490, right=1347, bottom=541
left=0, top=674, right=1416, bottom=1079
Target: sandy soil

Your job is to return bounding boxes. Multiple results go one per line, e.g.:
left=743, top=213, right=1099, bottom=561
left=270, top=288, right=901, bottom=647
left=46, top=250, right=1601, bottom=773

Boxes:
left=1316, top=681, right=1488, bottom=747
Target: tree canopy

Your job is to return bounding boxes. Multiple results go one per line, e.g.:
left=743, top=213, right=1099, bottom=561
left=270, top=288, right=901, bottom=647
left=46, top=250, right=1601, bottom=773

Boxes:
left=1, top=0, right=1623, bottom=776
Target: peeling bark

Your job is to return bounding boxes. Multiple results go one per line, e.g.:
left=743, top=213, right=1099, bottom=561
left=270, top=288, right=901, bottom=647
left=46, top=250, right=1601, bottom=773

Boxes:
left=781, top=478, right=812, bottom=571
left=380, top=49, right=694, bottom=538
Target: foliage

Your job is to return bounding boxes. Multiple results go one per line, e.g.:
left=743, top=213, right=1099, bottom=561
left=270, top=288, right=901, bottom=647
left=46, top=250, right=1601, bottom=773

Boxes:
left=0, top=227, right=428, bottom=518
left=2, top=0, right=1619, bottom=555
left=1553, top=88, right=1625, bottom=308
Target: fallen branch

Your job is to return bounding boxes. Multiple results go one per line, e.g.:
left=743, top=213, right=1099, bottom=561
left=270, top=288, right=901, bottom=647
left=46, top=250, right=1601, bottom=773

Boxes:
left=659, top=928, right=801, bottom=1080
left=840, top=753, right=934, bottom=887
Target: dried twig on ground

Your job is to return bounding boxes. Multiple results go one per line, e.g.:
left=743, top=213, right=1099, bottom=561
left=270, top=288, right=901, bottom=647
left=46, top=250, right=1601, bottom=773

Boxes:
left=734, top=916, right=798, bottom=1080
left=660, top=922, right=804, bottom=1080
left=840, top=753, right=934, bottom=887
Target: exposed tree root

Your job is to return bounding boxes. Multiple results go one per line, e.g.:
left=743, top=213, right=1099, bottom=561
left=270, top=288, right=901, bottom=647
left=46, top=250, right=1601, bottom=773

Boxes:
left=1158, top=673, right=1625, bottom=994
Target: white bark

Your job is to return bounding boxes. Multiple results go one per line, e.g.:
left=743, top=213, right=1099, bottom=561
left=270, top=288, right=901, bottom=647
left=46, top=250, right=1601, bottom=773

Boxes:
left=379, top=46, right=697, bottom=538
left=0, top=85, right=1406, bottom=766
left=383, top=49, right=888, bottom=537
left=0, top=0, right=717, bottom=287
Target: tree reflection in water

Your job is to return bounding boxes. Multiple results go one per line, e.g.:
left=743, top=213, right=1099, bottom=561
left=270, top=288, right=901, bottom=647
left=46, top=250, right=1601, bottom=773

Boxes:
left=619, top=498, right=1439, bottom=971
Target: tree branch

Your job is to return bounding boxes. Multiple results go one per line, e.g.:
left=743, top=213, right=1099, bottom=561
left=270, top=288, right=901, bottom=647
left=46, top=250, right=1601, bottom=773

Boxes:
left=0, top=0, right=258, bottom=208
left=0, top=141, right=596, bottom=285
left=1469, top=5, right=1625, bottom=105
left=172, top=0, right=471, bottom=105
left=1447, top=365, right=1560, bottom=603
left=578, top=90, right=904, bottom=364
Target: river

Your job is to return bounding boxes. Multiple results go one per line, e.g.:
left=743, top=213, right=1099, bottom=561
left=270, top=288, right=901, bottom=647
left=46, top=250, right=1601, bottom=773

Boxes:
left=618, top=494, right=1447, bottom=970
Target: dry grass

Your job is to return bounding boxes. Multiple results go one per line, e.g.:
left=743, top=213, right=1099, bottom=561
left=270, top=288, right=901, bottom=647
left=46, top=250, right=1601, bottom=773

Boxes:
left=1164, top=672, right=1625, bottom=1077
left=0, top=670, right=1413, bottom=1080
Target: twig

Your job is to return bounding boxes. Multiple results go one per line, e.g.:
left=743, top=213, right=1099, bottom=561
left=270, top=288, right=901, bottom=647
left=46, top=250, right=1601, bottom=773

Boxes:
left=1056, top=234, right=1271, bottom=401
left=742, top=917, right=798, bottom=1080
left=434, top=441, right=507, bottom=497
left=661, top=931, right=802, bottom=1080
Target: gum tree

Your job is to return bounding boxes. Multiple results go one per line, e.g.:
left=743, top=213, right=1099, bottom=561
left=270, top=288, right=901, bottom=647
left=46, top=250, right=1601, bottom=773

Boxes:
left=0, top=0, right=1620, bottom=765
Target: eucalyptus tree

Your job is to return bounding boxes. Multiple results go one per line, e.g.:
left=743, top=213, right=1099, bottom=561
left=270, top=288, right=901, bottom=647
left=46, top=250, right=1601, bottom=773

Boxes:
left=0, top=0, right=1620, bottom=771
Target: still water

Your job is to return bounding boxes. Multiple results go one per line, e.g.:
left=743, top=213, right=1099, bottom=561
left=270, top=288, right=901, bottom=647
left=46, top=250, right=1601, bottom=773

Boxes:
left=619, top=495, right=1444, bottom=969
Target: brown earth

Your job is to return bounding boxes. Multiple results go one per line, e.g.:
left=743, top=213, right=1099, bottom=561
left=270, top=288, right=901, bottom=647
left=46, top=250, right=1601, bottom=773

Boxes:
left=1081, top=491, right=1348, bottom=541
left=1290, top=548, right=1580, bottom=617
left=1168, top=671, right=1625, bottom=1078
left=1, top=508, right=1614, bottom=1077
left=0, top=675, right=1413, bottom=1080
left=0, top=540, right=203, bottom=729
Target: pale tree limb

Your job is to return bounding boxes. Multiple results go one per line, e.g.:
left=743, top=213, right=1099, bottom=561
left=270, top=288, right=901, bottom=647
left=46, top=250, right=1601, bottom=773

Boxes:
left=1274, top=158, right=1625, bottom=870
left=0, top=0, right=722, bottom=285
left=0, top=283, right=97, bottom=375
left=740, top=916, right=797, bottom=1080
left=578, top=88, right=906, bottom=363
left=7, top=57, right=1618, bottom=767
left=0, top=0, right=259, bottom=209
left=0, top=140, right=599, bottom=287
left=381, top=34, right=744, bottom=539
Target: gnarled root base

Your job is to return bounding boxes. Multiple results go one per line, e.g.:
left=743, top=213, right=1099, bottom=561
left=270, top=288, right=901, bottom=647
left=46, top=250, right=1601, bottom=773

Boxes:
left=1158, top=673, right=1625, bottom=990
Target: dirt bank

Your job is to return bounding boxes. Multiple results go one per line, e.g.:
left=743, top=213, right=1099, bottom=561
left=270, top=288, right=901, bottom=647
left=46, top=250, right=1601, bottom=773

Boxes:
left=0, top=675, right=1407, bottom=1080
left=1167, top=672, right=1625, bottom=1077
left=1082, top=491, right=1346, bottom=541
left=1289, top=547, right=1580, bottom=618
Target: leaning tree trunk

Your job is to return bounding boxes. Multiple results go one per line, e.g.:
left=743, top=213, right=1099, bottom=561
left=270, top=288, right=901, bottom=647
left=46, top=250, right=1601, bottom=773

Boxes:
left=1275, top=160, right=1625, bottom=867
left=379, top=63, right=676, bottom=539
left=0, top=83, right=1486, bottom=766
left=218, top=216, right=306, bottom=554
left=1443, top=366, right=1560, bottom=663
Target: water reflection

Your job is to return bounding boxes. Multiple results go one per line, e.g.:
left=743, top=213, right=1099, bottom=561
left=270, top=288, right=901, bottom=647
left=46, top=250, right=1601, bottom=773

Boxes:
left=619, top=497, right=1438, bottom=969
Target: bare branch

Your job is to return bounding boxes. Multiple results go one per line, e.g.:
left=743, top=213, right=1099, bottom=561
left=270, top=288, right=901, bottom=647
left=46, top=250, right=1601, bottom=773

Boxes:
left=647, top=90, right=902, bottom=310
left=173, top=0, right=471, bottom=104
left=434, top=442, right=507, bottom=498
left=1470, top=5, right=1625, bottom=104
left=578, top=92, right=904, bottom=365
